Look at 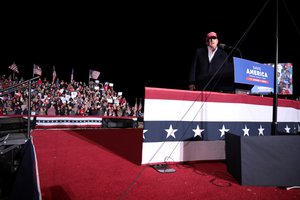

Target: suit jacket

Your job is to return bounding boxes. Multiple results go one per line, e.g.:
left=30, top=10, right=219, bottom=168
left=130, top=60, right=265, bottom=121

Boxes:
left=189, top=47, right=234, bottom=92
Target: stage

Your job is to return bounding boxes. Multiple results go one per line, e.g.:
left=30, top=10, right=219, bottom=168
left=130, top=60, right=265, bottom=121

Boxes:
left=142, top=87, right=300, bottom=164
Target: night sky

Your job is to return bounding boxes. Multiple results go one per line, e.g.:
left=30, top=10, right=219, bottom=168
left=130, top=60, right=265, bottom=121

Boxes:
left=1, top=1, right=300, bottom=105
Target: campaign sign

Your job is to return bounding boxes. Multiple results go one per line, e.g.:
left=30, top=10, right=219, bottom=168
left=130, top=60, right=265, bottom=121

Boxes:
left=233, top=57, right=274, bottom=88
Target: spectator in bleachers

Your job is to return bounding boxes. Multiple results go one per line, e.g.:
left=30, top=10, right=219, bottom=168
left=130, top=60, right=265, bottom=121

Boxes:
left=47, top=104, right=56, bottom=116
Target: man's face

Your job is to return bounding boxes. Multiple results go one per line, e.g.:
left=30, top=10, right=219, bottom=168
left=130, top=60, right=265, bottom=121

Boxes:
left=207, top=37, right=218, bottom=49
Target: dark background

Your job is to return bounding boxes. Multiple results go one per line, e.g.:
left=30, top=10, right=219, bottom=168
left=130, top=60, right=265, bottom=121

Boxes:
left=1, top=1, right=299, bottom=105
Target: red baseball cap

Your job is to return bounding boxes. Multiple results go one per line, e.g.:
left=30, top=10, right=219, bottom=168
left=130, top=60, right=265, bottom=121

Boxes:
left=206, top=31, right=218, bottom=39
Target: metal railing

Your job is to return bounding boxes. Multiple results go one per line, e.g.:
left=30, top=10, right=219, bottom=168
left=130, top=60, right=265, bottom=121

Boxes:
left=0, top=76, right=39, bottom=138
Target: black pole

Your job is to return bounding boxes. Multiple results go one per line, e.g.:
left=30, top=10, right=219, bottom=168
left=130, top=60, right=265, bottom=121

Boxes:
left=271, top=0, right=278, bottom=136
left=27, top=80, right=32, bottom=138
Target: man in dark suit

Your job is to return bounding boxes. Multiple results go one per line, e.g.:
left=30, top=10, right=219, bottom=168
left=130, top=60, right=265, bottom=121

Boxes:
left=188, top=31, right=234, bottom=92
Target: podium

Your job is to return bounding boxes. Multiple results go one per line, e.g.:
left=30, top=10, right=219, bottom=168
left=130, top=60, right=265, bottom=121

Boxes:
left=233, top=57, right=274, bottom=94
left=211, top=57, right=268, bottom=94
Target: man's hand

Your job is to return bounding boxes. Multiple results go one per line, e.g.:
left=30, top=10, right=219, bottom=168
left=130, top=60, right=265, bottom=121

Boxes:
left=189, top=84, right=196, bottom=90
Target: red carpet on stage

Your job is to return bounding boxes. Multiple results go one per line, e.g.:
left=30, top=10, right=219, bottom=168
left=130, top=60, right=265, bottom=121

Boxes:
left=32, top=129, right=300, bottom=200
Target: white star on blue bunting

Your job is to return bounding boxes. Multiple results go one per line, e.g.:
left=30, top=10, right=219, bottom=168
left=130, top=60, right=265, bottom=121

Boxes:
left=143, top=129, right=148, bottom=139
left=242, top=124, right=250, bottom=136
left=165, top=124, right=178, bottom=139
left=219, top=124, right=230, bottom=138
left=284, top=125, right=290, bottom=133
left=193, top=125, right=204, bottom=138
left=258, top=124, right=264, bottom=136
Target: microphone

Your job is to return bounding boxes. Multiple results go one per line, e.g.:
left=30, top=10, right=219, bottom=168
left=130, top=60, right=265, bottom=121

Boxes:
left=218, top=43, right=243, bottom=58
left=218, top=43, right=234, bottom=51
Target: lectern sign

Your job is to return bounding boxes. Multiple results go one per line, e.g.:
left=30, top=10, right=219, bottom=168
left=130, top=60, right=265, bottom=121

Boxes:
left=233, top=57, right=274, bottom=89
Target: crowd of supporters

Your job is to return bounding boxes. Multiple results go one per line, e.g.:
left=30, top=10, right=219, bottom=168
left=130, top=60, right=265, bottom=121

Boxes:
left=0, top=74, right=143, bottom=117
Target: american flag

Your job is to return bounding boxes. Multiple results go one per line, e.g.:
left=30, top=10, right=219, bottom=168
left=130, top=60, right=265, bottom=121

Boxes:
left=138, top=98, right=143, bottom=111
left=141, top=87, right=300, bottom=164
left=70, top=68, right=74, bottom=82
left=33, top=64, right=42, bottom=76
left=52, top=66, right=57, bottom=84
left=134, top=98, right=138, bottom=110
left=89, top=69, right=100, bottom=80
left=8, top=63, right=19, bottom=73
